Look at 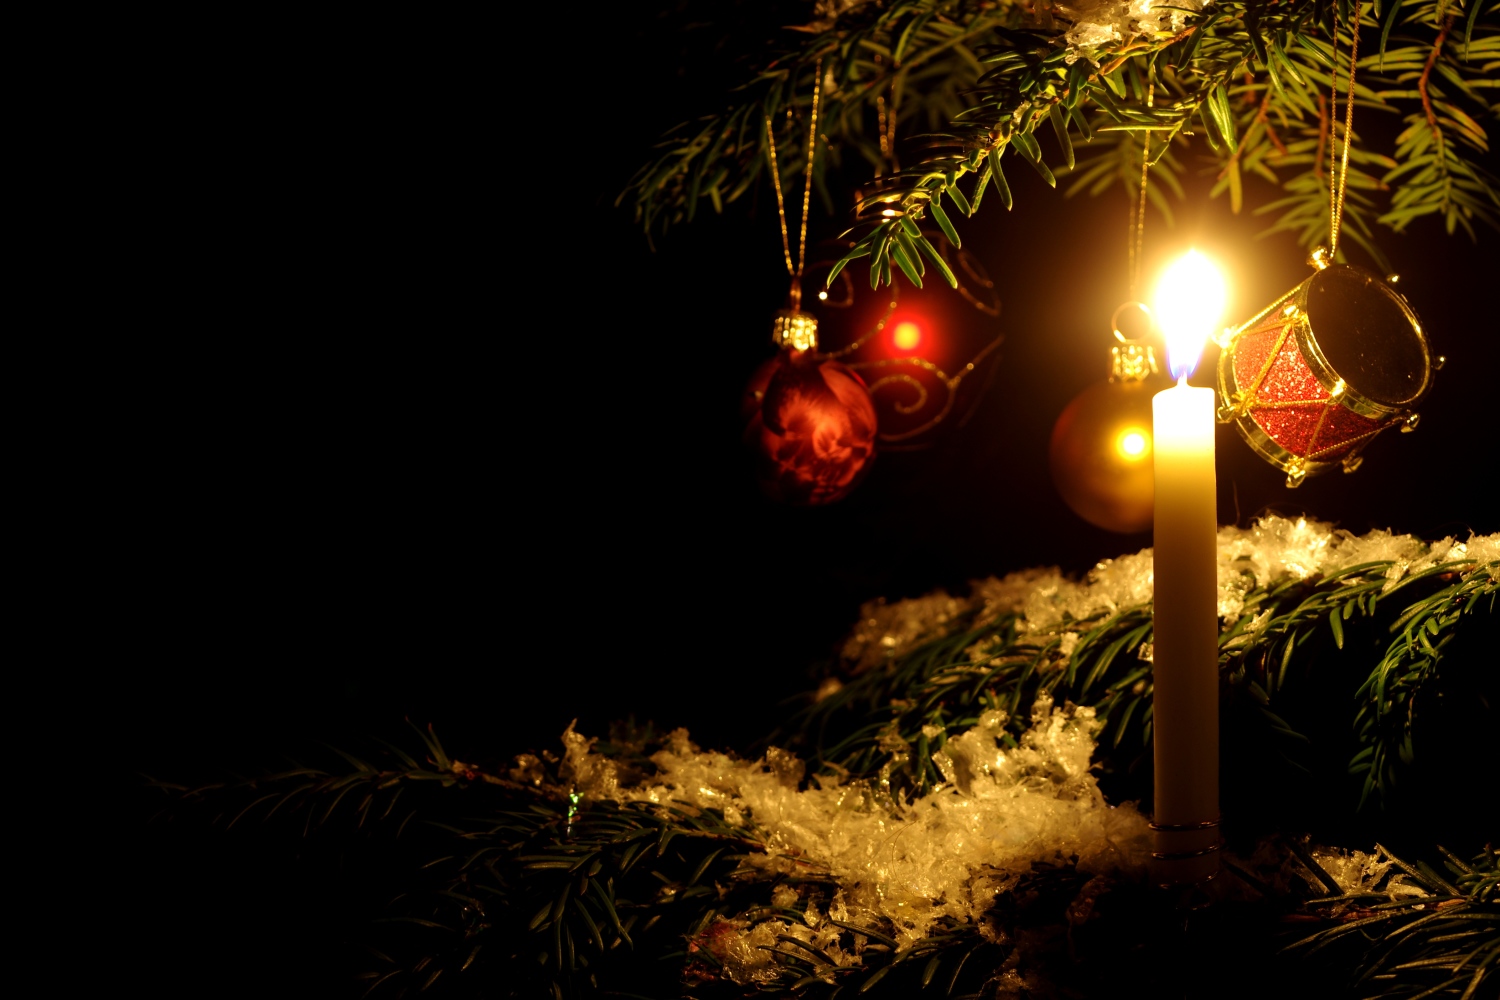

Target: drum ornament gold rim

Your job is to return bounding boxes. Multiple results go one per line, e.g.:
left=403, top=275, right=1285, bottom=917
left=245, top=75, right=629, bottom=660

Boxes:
left=1215, top=260, right=1433, bottom=484
left=1295, top=266, right=1432, bottom=416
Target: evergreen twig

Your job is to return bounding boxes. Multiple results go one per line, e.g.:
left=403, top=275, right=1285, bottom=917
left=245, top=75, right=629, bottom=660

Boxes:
left=624, top=0, right=1500, bottom=274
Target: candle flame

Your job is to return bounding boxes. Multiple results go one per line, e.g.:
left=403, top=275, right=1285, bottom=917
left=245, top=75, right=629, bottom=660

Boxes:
left=1153, top=249, right=1226, bottom=381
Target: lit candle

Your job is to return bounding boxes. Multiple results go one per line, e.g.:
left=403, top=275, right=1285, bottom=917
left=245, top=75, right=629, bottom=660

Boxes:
left=1150, top=250, right=1225, bottom=885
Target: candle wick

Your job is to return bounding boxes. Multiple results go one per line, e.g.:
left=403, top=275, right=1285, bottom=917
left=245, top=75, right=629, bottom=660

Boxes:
left=1177, top=375, right=1188, bottom=388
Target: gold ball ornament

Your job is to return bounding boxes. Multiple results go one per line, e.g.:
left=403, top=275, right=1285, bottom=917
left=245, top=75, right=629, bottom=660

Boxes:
left=1049, top=306, right=1167, bottom=534
left=1049, top=373, right=1166, bottom=535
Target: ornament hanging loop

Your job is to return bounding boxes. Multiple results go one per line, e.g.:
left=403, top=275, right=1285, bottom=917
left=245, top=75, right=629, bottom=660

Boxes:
left=1110, top=301, right=1155, bottom=342
left=1108, top=301, right=1159, bottom=383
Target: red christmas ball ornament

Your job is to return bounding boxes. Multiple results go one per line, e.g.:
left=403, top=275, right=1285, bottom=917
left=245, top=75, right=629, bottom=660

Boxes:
left=742, top=307, right=877, bottom=505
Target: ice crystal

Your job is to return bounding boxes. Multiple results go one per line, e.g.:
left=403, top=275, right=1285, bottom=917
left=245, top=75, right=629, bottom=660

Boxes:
left=1056, top=0, right=1206, bottom=63
left=973, top=567, right=1065, bottom=626
left=1307, top=845, right=1434, bottom=908
left=563, top=704, right=1149, bottom=963
left=1311, top=846, right=1395, bottom=895
left=842, top=590, right=968, bottom=674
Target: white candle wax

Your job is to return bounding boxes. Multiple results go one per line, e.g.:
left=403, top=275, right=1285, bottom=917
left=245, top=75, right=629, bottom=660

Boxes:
left=1151, top=381, right=1220, bottom=884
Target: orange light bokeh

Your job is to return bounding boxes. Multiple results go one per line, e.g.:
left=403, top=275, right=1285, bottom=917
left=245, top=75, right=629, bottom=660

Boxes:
left=892, top=321, right=922, bottom=351
left=1117, top=428, right=1150, bottom=460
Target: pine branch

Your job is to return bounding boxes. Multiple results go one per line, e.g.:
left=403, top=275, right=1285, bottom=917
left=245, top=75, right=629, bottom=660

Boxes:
left=1350, top=561, right=1499, bottom=806
left=1378, top=5, right=1500, bottom=236
left=1286, top=845, right=1499, bottom=1000
left=624, top=0, right=1500, bottom=279
left=782, top=552, right=1496, bottom=808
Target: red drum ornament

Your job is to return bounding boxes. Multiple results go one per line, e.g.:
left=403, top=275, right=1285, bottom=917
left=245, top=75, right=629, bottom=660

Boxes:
left=742, top=307, right=878, bottom=505
left=1216, top=250, right=1439, bottom=487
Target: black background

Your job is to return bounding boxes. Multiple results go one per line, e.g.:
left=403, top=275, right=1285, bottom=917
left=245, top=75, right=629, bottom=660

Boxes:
left=99, top=5, right=1496, bottom=995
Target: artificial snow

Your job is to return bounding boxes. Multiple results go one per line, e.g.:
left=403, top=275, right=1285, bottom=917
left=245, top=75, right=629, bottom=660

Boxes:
left=562, top=704, right=1149, bottom=982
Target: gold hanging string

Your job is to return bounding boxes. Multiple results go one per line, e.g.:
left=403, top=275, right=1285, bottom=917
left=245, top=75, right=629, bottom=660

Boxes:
left=798, top=64, right=822, bottom=283
left=1127, top=75, right=1155, bottom=303
left=764, top=116, right=795, bottom=277
left=885, top=77, right=899, bottom=171
left=1329, top=2, right=1362, bottom=258
left=764, top=59, right=823, bottom=302
left=1328, top=19, right=1338, bottom=243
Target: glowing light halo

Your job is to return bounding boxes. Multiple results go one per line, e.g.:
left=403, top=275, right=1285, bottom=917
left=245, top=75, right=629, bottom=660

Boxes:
left=1153, top=249, right=1227, bottom=381
left=892, top=321, right=922, bottom=351
left=1117, top=428, right=1149, bottom=460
